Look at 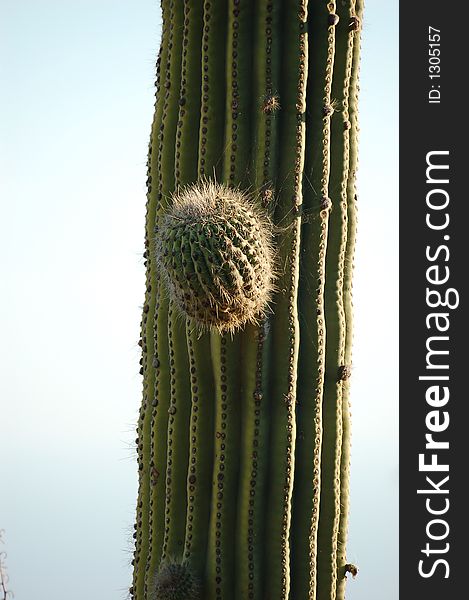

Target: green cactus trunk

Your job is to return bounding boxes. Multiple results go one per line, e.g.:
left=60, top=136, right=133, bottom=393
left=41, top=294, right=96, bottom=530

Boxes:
left=132, top=1, right=363, bottom=600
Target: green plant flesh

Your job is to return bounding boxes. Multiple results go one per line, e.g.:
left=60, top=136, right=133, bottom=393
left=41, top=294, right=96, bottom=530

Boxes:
left=132, top=1, right=363, bottom=599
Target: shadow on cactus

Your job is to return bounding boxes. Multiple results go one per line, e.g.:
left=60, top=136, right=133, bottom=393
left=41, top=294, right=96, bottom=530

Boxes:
left=154, top=180, right=275, bottom=333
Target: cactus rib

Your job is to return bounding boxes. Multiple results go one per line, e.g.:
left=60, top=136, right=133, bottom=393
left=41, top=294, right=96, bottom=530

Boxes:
left=154, top=0, right=185, bottom=571
left=292, top=0, right=331, bottom=596
left=206, top=3, right=254, bottom=598
left=198, top=1, right=227, bottom=179
left=135, top=3, right=171, bottom=598
left=233, top=3, right=282, bottom=595
left=316, top=2, right=355, bottom=599
left=264, top=2, right=308, bottom=598
left=336, top=2, right=363, bottom=598
left=162, top=0, right=205, bottom=567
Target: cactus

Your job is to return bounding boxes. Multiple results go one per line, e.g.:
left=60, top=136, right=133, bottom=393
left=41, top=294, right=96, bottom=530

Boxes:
left=132, top=1, right=363, bottom=600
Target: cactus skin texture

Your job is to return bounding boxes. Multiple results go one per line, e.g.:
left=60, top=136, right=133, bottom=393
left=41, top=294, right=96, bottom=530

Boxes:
left=132, top=2, right=363, bottom=600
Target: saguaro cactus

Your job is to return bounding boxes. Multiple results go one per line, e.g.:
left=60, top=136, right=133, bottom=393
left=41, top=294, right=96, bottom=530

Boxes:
left=132, top=1, right=363, bottom=599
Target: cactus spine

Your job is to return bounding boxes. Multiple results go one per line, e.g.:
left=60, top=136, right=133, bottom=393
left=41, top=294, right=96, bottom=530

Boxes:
left=132, top=1, right=363, bottom=600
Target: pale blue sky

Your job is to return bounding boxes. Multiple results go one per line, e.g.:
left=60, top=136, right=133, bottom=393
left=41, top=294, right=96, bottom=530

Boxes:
left=0, top=1, right=398, bottom=599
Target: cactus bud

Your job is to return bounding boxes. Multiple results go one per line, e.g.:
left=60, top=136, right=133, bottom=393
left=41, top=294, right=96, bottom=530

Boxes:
left=152, top=561, right=199, bottom=600
left=155, top=180, right=275, bottom=333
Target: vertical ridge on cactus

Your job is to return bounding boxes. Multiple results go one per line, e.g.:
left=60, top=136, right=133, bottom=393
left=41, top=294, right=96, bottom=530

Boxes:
left=203, top=4, right=255, bottom=598
left=132, top=1, right=363, bottom=599
left=235, top=3, right=281, bottom=597
left=336, top=2, right=364, bottom=599
left=315, top=2, right=356, bottom=598
left=292, top=1, right=331, bottom=596
left=135, top=4, right=171, bottom=597
left=262, top=3, right=307, bottom=597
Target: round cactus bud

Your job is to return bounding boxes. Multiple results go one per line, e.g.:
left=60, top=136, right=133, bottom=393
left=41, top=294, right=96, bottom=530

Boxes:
left=152, top=561, right=199, bottom=600
left=155, top=180, right=275, bottom=333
